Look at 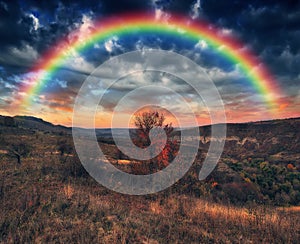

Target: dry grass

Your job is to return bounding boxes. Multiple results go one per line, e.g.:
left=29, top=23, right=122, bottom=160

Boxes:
left=0, top=132, right=299, bottom=243
left=278, top=206, right=300, bottom=212
left=1, top=164, right=299, bottom=243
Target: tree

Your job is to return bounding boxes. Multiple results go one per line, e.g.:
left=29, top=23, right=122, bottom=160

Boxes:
left=0, top=136, right=30, bottom=164
left=57, top=139, right=73, bottom=156
left=133, top=111, right=178, bottom=172
left=134, top=111, right=174, bottom=145
left=7, top=142, right=31, bottom=164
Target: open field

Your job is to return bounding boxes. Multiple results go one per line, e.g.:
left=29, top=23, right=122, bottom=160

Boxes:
left=0, top=117, right=300, bottom=243
left=1, top=154, right=299, bottom=243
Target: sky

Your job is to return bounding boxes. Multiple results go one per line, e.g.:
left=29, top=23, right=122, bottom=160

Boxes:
left=0, top=0, right=299, bottom=127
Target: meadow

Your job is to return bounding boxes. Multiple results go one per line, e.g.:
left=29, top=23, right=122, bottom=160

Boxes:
left=0, top=123, right=299, bottom=243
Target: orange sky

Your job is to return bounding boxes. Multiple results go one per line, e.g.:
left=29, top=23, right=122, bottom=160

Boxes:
left=3, top=101, right=300, bottom=128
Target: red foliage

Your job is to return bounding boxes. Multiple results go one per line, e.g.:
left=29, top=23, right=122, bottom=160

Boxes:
left=133, top=111, right=178, bottom=173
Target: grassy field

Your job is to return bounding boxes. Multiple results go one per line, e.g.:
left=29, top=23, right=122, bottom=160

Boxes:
left=0, top=131, right=299, bottom=243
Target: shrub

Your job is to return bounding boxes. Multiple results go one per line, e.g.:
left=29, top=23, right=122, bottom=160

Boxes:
left=60, top=157, right=89, bottom=180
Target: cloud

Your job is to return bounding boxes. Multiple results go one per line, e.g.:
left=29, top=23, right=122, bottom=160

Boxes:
left=10, top=44, right=39, bottom=63
left=206, top=66, right=243, bottom=83
left=0, top=1, right=8, bottom=11
left=0, top=77, right=15, bottom=106
left=63, top=51, right=96, bottom=74
left=219, top=28, right=232, bottom=36
left=104, top=36, right=121, bottom=53
left=190, top=0, right=202, bottom=19
left=155, top=9, right=170, bottom=21
left=195, top=40, right=208, bottom=50
left=0, top=44, right=39, bottom=70
left=150, top=0, right=171, bottom=21
left=69, top=13, right=95, bottom=45
left=0, top=0, right=299, bottom=124
left=28, top=13, right=39, bottom=31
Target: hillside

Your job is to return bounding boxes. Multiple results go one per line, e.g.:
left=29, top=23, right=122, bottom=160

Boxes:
left=1, top=115, right=299, bottom=205
left=0, top=115, right=70, bottom=135
left=0, top=115, right=299, bottom=242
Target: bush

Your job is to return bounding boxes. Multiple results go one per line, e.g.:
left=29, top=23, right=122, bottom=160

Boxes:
left=57, top=139, right=73, bottom=156
left=60, top=157, right=89, bottom=180
left=7, top=142, right=32, bottom=164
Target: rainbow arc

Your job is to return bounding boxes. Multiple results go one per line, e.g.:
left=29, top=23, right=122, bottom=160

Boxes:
left=18, top=13, right=283, bottom=113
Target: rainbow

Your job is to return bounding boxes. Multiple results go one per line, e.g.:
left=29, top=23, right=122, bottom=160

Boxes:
left=18, top=13, right=283, bottom=112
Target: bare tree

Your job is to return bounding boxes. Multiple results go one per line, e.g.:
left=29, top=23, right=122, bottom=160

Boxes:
left=134, top=111, right=173, bottom=146
left=133, top=111, right=177, bottom=172
left=7, top=142, right=31, bottom=164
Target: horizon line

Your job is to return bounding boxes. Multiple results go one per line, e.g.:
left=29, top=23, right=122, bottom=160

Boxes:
left=4, top=114, right=299, bottom=130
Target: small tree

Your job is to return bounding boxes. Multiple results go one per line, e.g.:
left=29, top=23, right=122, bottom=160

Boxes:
left=134, top=111, right=174, bottom=145
left=57, top=139, right=73, bottom=156
left=7, top=142, right=31, bottom=164
left=133, top=111, right=177, bottom=172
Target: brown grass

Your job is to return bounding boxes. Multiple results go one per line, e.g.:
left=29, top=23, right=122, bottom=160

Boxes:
left=0, top=133, right=299, bottom=243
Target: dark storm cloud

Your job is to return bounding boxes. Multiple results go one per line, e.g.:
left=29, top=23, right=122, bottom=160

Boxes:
left=1, top=0, right=298, bottom=78
left=0, top=0, right=299, bottom=120
left=0, top=0, right=102, bottom=69
left=158, top=0, right=198, bottom=13
left=237, top=6, right=300, bottom=52
left=187, top=0, right=300, bottom=85
left=0, top=0, right=33, bottom=48
left=18, top=0, right=102, bottom=13
left=101, top=0, right=149, bottom=14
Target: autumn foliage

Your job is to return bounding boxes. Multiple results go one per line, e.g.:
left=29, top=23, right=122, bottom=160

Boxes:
left=133, top=111, right=178, bottom=173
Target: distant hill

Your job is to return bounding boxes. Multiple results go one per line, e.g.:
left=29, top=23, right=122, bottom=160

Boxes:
left=0, top=115, right=139, bottom=138
left=15, top=116, right=69, bottom=131
left=1, top=115, right=300, bottom=146
left=196, top=117, right=300, bottom=160
left=0, top=115, right=70, bottom=135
